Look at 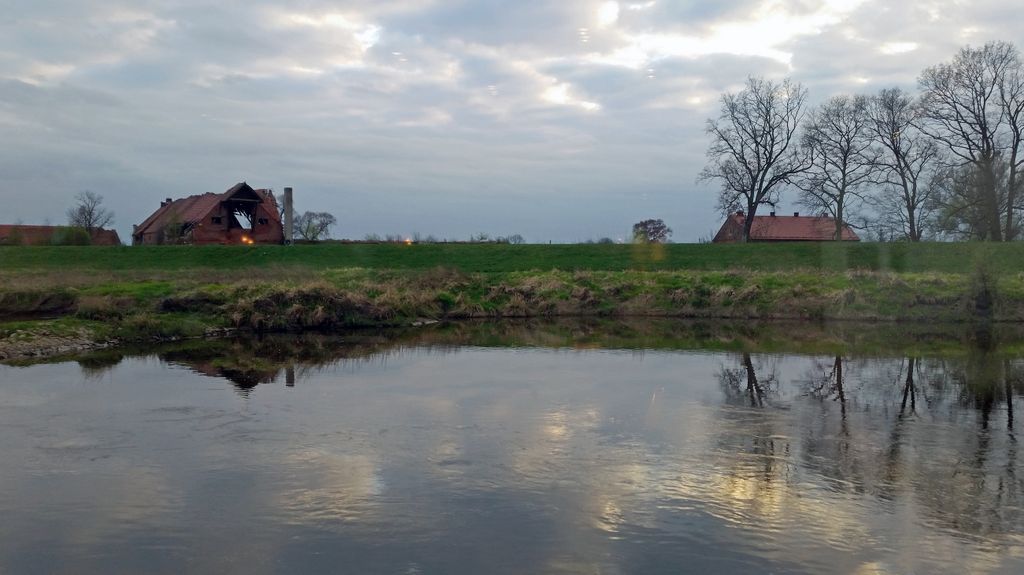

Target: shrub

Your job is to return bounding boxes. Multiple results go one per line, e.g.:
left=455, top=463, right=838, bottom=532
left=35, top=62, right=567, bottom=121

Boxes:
left=50, top=227, right=92, bottom=246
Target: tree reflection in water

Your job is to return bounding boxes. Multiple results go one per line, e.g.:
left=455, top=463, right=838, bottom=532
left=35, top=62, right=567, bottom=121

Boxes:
left=718, top=352, right=778, bottom=408
left=709, top=326, right=1024, bottom=544
left=4, top=318, right=1024, bottom=573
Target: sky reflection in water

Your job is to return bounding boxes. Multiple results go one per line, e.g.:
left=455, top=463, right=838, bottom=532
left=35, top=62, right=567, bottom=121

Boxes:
left=0, top=323, right=1022, bottom=574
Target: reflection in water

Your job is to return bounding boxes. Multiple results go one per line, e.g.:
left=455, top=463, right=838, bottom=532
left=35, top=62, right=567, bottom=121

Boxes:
left=900, top=357, right=919, bottom=417
left=720, top=352, right=778, bottom=407
left=1, top=320, right=1023, bottom=574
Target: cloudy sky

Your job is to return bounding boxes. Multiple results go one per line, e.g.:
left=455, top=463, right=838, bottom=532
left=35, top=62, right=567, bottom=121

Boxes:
left=1, top=0, right=1022, bottom=242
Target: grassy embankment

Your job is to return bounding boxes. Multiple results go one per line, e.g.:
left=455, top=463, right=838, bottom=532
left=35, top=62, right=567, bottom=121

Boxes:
left=2, top=242, right=1024, bottom=360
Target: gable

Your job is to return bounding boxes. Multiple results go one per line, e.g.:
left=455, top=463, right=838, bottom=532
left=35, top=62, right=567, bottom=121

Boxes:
left=712, top=216, right=744, bottom=243
left=221, top=182, right=263, bottom=203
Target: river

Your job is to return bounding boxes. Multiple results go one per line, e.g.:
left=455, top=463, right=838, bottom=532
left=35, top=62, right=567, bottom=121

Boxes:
left=0, top=320, right=1022, bottom=574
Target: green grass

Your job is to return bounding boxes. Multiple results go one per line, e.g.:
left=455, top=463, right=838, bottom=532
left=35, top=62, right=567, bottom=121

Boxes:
left=4, top=241, right=1024, bottom=361
left=0, top=317, right=103, bottom=339
left=2, top=242, right=1023, bottom=274
left=78, top=281, right=177, bottom=300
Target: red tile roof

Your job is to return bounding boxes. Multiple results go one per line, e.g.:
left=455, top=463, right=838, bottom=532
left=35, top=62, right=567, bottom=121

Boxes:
left=133, top=193, right=222, bottom=236
left=0, top=225, right=121, bottom=245
left=714, top=213, right=860, bottom=242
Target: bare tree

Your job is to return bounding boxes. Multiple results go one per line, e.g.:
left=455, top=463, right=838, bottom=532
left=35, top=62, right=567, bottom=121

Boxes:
left=918, top=41, right=1023, bottom=240
left=294, top=211, right=337, bottom=241
left=632, top=219, right=672, bottom=243
left=701, top=76, right=811, bottom=241
left=931, top=160, right=1012, bottom=239
left=66, top=190, right=114, bottom=232
left=866, top=88, right=941, bottom=241
left=799, top=95, right=877, bottom=240
left=1001, top=56, right=1024, bottom=239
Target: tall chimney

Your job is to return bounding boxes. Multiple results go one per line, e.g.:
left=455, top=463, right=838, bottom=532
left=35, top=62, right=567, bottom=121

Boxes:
left=284, top=187, right=294, bottom=244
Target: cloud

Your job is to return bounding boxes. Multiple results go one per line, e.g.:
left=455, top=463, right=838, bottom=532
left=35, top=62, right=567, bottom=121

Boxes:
left=1, top=0, right=1023, bottom=241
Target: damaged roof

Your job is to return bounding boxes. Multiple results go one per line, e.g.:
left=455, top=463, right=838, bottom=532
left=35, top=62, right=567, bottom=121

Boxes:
left=133, top=182, right=280, bottom=238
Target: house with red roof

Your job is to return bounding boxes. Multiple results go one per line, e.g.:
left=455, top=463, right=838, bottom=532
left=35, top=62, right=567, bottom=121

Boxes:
left=712, top=211, right=860, bottom=243
left=132, top=182, right=283, bottom=245
left=0, top=225, right=121, bottom=246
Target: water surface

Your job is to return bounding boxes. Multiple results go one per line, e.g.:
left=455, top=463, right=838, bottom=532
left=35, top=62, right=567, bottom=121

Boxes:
left=1, top=321, right=1022, bottom=574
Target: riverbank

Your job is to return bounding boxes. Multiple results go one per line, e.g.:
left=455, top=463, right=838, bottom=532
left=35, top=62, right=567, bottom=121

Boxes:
left=24, top=316, right=1024, bottom=366
left=3, top=265, right=1023, bottom=361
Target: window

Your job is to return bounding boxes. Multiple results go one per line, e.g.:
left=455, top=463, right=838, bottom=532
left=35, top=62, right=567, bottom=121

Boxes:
left=258, top=218, right=268, bottom=225
left=212, top=216, right=223, bottom=224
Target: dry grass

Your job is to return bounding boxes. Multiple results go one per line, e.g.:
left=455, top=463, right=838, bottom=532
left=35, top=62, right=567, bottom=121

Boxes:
left=6, top=267, right=1024, bottom=348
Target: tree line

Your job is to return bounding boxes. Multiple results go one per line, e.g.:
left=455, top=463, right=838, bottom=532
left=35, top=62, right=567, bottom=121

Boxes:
left=701, top=40, right=1024, bottom=242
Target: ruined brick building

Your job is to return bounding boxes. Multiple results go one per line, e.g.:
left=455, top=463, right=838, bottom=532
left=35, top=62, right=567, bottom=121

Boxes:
left=132, top=182, right=284, bottom=245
